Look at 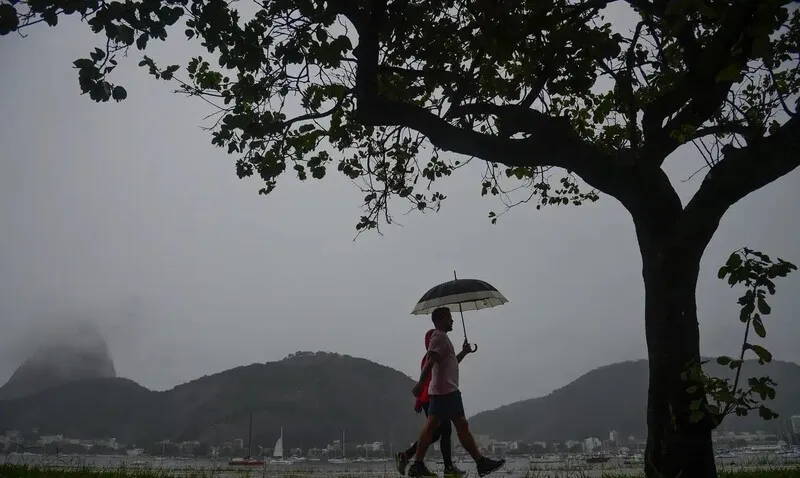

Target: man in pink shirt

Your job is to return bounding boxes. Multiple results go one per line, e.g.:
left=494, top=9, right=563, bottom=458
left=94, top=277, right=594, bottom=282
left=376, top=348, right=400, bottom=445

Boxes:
left=408, top=307, right=505, bottom=477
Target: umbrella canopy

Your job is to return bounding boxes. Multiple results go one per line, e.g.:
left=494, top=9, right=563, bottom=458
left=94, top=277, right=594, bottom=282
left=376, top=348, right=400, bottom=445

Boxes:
left=410, top=278, right=508, bottom=315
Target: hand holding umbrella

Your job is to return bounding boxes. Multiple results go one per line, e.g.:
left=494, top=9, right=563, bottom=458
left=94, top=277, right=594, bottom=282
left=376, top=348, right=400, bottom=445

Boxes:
left=461, top=338, right=477, bottom=355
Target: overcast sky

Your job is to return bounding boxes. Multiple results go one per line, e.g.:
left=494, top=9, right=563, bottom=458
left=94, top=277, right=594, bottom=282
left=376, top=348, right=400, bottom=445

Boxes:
left=1, top=9, right=798, bottom=415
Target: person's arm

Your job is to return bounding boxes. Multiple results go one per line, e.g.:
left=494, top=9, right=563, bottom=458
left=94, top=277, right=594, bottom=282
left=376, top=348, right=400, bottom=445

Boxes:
left=413, top=336, right=444, bottom=396
left=417, top=350, right=441, bottom=383
left=456, top=340, right=475, bottom=363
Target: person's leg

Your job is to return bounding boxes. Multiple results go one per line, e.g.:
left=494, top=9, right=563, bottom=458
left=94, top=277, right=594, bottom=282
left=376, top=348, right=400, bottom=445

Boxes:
left=403, top=442, right=418, bottom=459
left=407, top=400, right=443, bottom=477
left=440, top=418, right=465, bottom=476
left=438, top=419, right=456, bottom=470
left=450, top=416, right=480, bottom=460
left=398, top=404, right=435, bottom=475
left=413, top=414, right=441, bottom=462
left=446, top=392, right=505, bottom=477
left=425, top=402, right=443, bottom=446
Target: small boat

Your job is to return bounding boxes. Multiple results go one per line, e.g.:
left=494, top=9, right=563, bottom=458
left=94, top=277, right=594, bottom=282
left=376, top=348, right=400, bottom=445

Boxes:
left=229, top=412, right=265, bottom=466
left=270, top=427, right=293, bottom=465
left=229, top=457, right=265, bottom=466
left=585, top=454, right=610, bottom=464
left=328, top=429, right=350, bottom=464
left=623, top=453, right=644, bottom=465
left=530, top=454, right=564, bottom=464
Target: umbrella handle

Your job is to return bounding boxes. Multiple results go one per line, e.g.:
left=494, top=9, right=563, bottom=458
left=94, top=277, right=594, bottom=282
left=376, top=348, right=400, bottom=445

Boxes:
left=470, top=343, right=478, bottom=353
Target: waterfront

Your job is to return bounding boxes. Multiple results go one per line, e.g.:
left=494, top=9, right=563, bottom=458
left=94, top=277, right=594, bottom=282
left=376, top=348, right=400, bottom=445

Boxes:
left=4, top=453, right=800, bottom=478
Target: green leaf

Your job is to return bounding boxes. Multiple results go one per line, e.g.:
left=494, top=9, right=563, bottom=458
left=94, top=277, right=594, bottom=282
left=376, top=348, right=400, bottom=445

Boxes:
left=749, top=344, right=772, bottom=364
left=717, top=266, right=727, bottom=279
left=90, top=47, right=105, bottom=62
left=0, top=3, right=20, bottom=36
left=73, top=58, right=94, bottom=69
left=136, top=33, right=148, bottom=50
left=740, top=301, right=755, bottom=322
left=758, top=406, right=777, bottom=420
left=111, top=86, right=127, bottom=102
left=752, top=315, right=767, bottom=338
left=42, top=9, right=58, bottom=27
left=756, top=297, right=771, bottom=315
left=726, top=252, right=743, bottom=268
left=716, top=356, right=732, bottom=366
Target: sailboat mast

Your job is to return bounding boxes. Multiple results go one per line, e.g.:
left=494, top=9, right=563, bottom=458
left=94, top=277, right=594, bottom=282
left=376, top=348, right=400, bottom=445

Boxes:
left=248, top=412, right=253, bottom=457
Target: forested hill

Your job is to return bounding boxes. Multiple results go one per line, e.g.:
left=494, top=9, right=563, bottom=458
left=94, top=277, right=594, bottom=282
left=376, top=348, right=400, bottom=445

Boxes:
left=0, top=351, right=421, bottom=449
left=470, top=359, right=800, bottom=442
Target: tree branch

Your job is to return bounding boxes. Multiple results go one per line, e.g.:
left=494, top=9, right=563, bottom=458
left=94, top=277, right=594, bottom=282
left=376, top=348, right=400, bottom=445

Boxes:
left=352, top=0, right=385, bottom=108
left=641, top=3, right=762, bottom=163
left=361, top=96, right=677, bottom=214
left=348, top=0, right=685, bottom=221
left=680, top=115, right=800, bottom=250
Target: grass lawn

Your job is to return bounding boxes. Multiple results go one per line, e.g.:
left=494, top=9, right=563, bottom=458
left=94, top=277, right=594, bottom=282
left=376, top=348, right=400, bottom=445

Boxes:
left=2, top=463, right=800, bottom=478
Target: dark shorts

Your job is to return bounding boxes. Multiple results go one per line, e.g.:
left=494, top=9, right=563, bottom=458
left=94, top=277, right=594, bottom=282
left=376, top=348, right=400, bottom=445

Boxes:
left=427, top=390, right=465, bottom=421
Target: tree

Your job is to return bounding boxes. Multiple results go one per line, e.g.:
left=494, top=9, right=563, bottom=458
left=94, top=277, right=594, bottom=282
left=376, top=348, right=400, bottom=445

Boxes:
left=1, top=0, right=798, bottom=476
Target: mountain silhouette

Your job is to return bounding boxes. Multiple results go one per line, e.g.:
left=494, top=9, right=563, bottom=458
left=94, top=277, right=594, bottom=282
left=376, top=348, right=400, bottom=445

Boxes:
left=469, top=359, right=800, bottom=442
left=3, top=353, right=796, bottom=449
left=0, top=351, right=421, bottom=449
left=0, top=321, right=116, bottom=400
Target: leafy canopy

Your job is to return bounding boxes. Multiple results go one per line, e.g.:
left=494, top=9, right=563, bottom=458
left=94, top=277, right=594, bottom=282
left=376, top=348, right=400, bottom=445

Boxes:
left=1, top=0, right=799, bottom=231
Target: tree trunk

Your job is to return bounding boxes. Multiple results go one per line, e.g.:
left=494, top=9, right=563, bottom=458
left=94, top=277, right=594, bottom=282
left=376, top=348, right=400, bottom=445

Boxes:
left=638, top=227, right=718, bottom=478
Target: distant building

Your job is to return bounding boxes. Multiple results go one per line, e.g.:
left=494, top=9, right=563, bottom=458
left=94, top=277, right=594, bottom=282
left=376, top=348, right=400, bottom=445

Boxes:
left=38, top=435, right=63, bottom=445
left=609, top=430, right=619, bottom=444
left=791, top=415, right=800, bottom=434
left=93, top=438, right=118, bottom=450
left=473, top=434, right=491, bottom=450
left=233, top=438, right=244, bottom=449
left=564, top=440, right=581, bottom=451
left=583, top=437, right=601, bottom=452
left=358, top=441, right=383, bottom=452
left=368, top=441, right=383, bottom=452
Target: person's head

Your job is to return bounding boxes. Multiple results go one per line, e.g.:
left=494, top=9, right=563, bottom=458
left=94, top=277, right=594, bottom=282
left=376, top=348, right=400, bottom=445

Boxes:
left=431, top=307, right=453, bottom=332
left=424, top=329, right=435, bottom=349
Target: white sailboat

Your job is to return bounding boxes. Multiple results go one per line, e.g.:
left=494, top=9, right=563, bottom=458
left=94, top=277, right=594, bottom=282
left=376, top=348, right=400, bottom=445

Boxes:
left=270, top=427, right=293, bottom=465
left=328, top=429, right=350, bottom=464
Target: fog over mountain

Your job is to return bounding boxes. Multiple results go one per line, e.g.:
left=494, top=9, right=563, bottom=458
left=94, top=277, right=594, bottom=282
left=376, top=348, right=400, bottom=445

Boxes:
left=0, top=320, right=116, bottom=400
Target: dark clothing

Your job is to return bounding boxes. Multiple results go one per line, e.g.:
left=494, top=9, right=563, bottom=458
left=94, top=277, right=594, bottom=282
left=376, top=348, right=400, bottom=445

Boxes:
left=403, top=403, right=453, bottom=467
left=428, top=390, right=465, bottom=421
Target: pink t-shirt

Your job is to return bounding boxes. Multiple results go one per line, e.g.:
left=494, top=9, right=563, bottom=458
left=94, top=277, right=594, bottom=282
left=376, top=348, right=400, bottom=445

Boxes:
left=427, top=329, right=459, bottom=395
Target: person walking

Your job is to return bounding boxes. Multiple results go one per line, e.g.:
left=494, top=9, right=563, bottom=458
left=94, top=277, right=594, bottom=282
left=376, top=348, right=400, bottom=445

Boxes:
left=407, top=307, right=505, bottom=477
left=396, top=329, right=464, bottom=476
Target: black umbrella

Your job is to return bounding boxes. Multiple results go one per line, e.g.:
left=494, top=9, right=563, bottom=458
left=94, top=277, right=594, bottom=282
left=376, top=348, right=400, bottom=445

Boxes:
left=411, top=271, right=508, bottom=347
